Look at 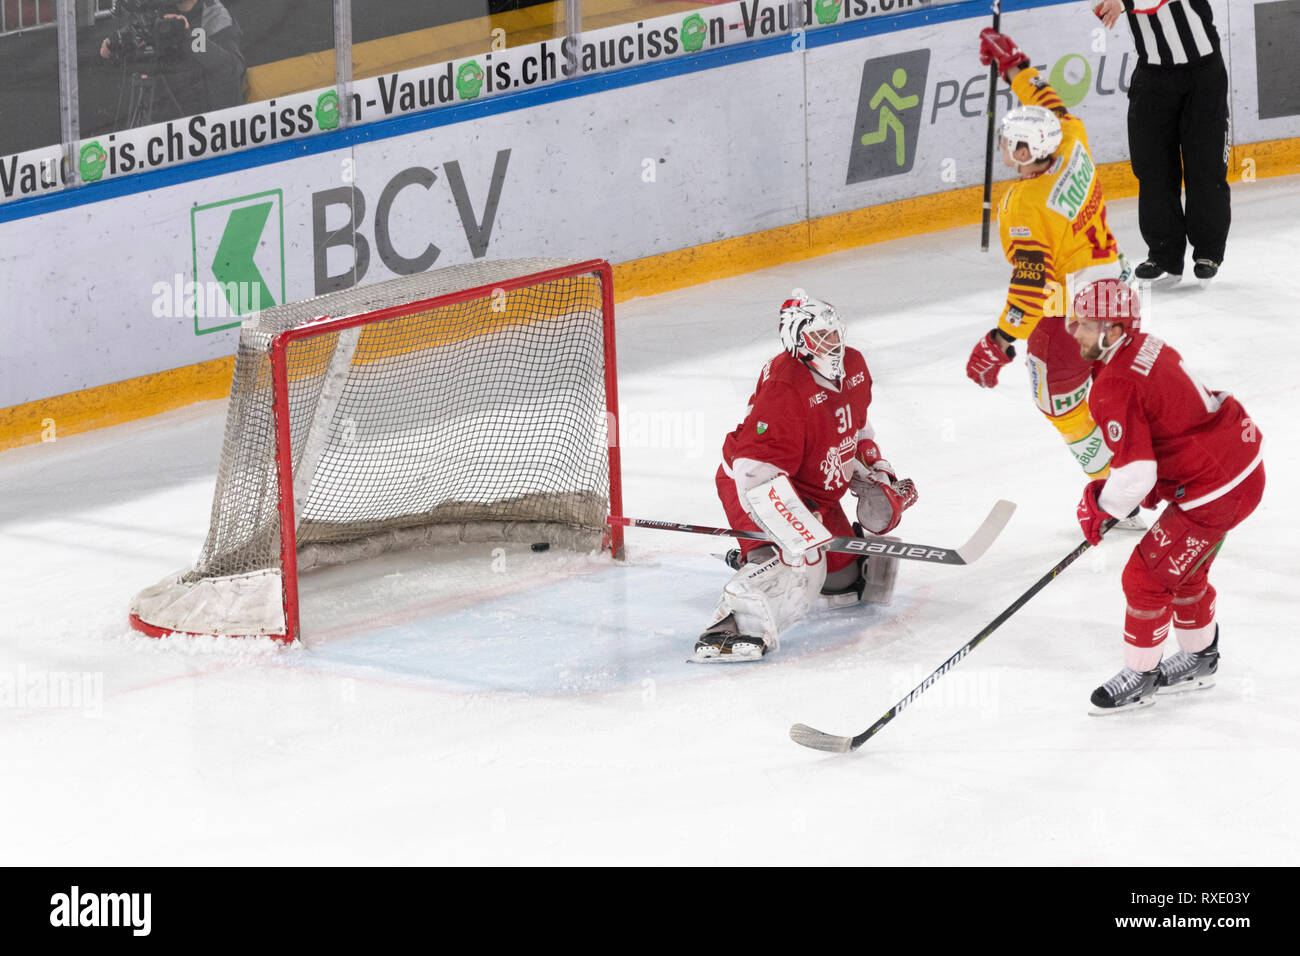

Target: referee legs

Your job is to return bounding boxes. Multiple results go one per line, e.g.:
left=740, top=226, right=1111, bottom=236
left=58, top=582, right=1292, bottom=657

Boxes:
left=1181, top=54, right=1231, bottom=265
left=1128, top=65, right=1188, bottom=274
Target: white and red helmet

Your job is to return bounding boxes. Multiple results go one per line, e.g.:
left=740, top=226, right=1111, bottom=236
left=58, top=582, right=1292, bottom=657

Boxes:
left=1000, top=105, right=1062, bottom=162
left=1072, top=278, right=1141, bottom=333
left=779, top=289, right=846, bottom=383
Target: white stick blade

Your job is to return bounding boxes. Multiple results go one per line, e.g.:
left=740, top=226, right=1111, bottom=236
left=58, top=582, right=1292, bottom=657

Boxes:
left=789, top=723, right=853, bottom=753
left=955, top=499, right=1017, bottom=564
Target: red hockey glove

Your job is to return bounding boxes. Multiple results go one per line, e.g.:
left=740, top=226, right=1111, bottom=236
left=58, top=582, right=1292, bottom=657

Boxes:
left=979, top=28, right=1030, bottom=83
left=1140, top=486, right=1161, bottom=511
left=852, top=438, right=896, bottom=481
left=1076, top=478, right=1110, bottom=546
left=851, top=441, right=919, bottom=536
left=966, top=329, right=1015, bottom=388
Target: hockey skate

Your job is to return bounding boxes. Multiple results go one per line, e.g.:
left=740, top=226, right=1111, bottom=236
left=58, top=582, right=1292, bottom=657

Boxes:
left=693, top=613, right=767, bottom=662
left=1111, top=506, right=1146, bottom=533
left=1089, top=666, right=1160, bottom=714
left=1134, top=259, right=1182, bottom=289
left=1156, top=626, right=1219, bottom=694
left=1193, top=259, right=1219, bottom=288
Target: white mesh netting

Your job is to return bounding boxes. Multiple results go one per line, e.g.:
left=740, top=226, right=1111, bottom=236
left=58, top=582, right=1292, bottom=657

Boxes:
left=131, top=258, right=614, bottom=638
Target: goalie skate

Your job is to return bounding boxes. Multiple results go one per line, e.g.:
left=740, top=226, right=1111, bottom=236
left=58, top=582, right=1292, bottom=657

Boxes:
left=1156, top=627, right=1219, bottom=694
left=693, top=614, right=767, bottom=662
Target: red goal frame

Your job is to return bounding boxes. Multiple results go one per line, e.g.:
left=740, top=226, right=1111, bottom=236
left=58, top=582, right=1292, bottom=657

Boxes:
left=131, top=259, right=623, bottom=644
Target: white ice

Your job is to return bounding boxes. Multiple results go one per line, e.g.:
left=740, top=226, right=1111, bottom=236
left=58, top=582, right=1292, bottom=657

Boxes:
left=2, top=178, right=1297, bottom=865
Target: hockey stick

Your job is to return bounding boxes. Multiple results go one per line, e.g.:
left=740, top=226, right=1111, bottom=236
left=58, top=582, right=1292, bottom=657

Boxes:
left=607, top=500, right=1015, bottom=567
left=790, top=520, right=1116, bottom=753
left=980, top=0, right=1002, bottom=252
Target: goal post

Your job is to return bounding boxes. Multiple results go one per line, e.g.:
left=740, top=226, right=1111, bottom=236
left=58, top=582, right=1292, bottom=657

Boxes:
left=130, top=258, right=624, bottom=643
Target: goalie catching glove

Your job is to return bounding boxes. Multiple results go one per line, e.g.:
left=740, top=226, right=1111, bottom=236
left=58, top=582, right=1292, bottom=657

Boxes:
left=848, top=439, right=918, bottom=535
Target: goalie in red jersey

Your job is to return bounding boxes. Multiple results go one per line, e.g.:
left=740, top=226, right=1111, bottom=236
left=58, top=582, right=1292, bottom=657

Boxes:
left=1068, top=279, right=1265, bottom=712
left=694, top=290, right=919, bottom=662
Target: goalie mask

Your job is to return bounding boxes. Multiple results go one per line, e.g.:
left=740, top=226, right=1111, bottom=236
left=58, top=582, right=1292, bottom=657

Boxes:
left=1000, top=105, right=1062, bottom=163
left=779, top=289, right=846, bottom=384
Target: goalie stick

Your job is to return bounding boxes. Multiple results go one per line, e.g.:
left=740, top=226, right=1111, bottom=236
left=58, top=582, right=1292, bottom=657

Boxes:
left=607, top=500, right=1015, bottom=567
left=789, top=520, right=1117, bottom=753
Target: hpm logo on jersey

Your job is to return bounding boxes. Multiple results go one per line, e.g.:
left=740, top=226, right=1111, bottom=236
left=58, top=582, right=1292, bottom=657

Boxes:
left=846, top=50, right=930, bottom=185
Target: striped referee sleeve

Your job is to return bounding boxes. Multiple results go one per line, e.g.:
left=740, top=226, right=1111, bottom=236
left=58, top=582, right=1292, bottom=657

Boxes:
left=1126, top=0, right=1220, bottom=67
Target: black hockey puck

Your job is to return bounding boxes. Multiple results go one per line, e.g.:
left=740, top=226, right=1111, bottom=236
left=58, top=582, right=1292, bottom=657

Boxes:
left=531, top=542, right=550, bottom=552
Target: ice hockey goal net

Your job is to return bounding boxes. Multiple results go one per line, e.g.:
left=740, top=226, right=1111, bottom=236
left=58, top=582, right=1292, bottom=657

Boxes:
left=130, top=258, right=623, bottom=642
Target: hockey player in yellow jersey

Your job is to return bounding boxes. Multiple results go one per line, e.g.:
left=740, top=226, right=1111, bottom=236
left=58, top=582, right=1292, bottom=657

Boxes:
left=965, top=28, right=1134, bottom=483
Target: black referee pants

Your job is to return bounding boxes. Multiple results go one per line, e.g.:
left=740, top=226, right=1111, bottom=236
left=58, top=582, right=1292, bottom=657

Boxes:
left=1127, top=54, right=1231, bottom=272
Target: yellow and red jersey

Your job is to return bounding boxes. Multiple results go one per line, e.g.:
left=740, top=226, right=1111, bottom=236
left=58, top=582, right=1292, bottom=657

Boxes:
left=996, top=68, right=1120, bottom=341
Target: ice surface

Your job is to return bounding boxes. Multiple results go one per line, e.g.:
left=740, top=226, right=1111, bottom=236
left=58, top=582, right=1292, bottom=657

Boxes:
left=2, top=179, right=1297, bottom=865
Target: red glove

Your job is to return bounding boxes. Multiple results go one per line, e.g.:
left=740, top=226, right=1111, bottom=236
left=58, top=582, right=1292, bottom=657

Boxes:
left=979, top=29, right=1030, bottom=83
left=1076, top=478, right=1110, bottom=546
left=853, top=438, right=895, bottom=479
left=966, top=330, right=1015, bottom=388
left=850, top=440, right=918, bottom=534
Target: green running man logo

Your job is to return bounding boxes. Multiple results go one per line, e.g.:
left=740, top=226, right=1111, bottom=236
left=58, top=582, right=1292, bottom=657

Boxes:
left=859, top=68, right=920, bottom=168
left=846, top=51, right=929, bottom=184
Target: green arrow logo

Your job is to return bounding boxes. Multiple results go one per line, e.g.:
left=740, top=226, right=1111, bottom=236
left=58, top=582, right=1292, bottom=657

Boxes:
left=211, top=202, right=276, bottom=315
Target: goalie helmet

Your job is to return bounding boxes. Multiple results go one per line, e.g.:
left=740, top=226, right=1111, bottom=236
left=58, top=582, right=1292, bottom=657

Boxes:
left=1000, top=105, right=1062, bottom=162
left=779, top=289, right=846, bottom=383
left=1072, top=278, right=1141, bottom=333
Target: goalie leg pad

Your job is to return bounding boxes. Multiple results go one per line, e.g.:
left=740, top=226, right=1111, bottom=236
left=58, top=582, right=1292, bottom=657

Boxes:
left=817, top=540, right=901, bottom=609
left=709, top=551, right=827, bottom=654
left=859, top=552, right=900, bottom=606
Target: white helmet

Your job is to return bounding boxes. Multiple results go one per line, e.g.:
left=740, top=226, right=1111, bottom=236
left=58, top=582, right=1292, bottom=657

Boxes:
left=779, top=289, right=846, bottom=383
left=1000, top=105, right=1062, bottom=162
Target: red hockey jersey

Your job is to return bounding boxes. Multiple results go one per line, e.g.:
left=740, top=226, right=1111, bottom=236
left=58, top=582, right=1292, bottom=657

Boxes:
left=1090, top=333, right=1262, bottom=510
left=722, top=349, right=873, bottom=510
